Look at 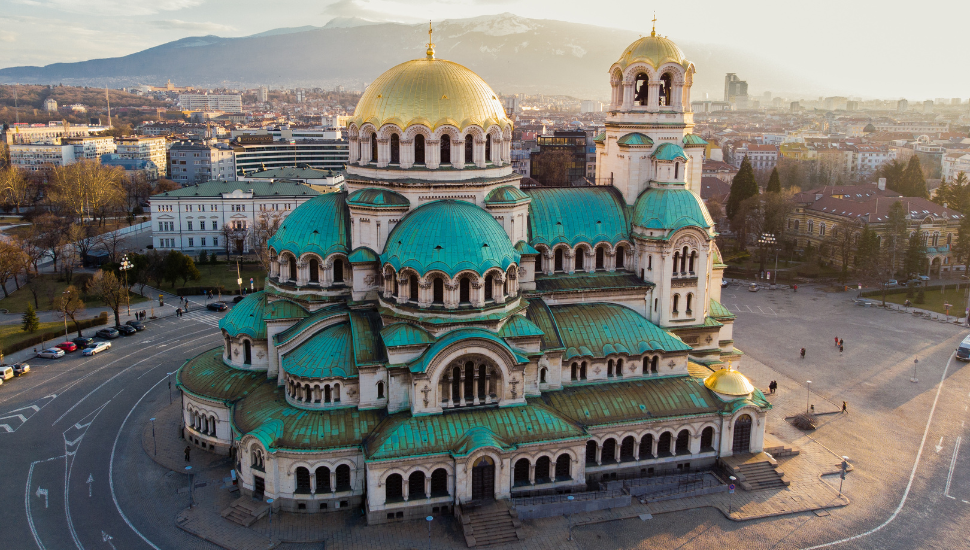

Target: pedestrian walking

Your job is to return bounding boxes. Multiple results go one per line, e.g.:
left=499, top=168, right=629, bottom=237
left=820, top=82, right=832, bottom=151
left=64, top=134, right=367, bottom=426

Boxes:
left=800, top=347, right=806, bottom=358
left=839, top=338, right=844, bottom=347
left=834, top=336, right=839, bottom=347
left=840, top=344, right=844, bottom=354
left=842, top=401, right=848, bottom=413
left=176, top=307, right=182, bottom=318
left=184, top=445, right=191, bottom=462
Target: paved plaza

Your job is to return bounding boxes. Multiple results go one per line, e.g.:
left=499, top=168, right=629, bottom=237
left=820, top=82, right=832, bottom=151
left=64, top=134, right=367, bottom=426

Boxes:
left=5, top=282, right=970, bottom=549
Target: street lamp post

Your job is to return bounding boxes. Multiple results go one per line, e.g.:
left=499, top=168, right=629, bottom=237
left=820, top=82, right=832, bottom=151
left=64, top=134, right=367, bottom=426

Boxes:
left=728, top=475, right=737, bottom=516
left=185, top=466, right=194, bottom=507
left=61, top=289, right=69, bottom=340
left=806, top=381, right=812, bottom=415
left=426, top=515, right=433, bottom=550
left=266, top=498, right=274, bottom=540
left=912, top=357, right=919, bottom=384
left=150, top=417, right=156, bottom=456
left=566, top=494, right=575, bottom=541
left=120, top=255, right=133, bottom=317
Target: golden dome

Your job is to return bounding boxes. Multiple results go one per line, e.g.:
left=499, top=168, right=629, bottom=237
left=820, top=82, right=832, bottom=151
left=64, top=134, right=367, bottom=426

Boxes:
left=704, top=367, right=755, bottom=397
left=615, top=34, right=689, bottom=71
left=351, top=57, right=511, bottom=132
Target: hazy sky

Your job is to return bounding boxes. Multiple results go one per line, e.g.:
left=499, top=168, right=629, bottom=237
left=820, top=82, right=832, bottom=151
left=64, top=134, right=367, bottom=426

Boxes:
left=0, top=0, right=965, bottom=100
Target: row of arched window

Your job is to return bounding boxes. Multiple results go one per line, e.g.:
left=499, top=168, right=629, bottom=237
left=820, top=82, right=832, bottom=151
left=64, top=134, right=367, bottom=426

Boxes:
left=272, top=252, right=346, bottom=286
left=672, top=245, right=697, bottom=275
left=439, top=360, right=499, bottom=408
left=384, top=469, right=450, bottom=503
left=286, top=377, right=341, bottom=405
left=671, top=292, right=695, bottom=315
left=586, top=428, right=715, bottom=465
left=188, top=409, right=217, bottom=437
left=539, top=242, right=629, bottom=275
left=356, top=131, right=503, bottom=168
left=383, top=266, right=517, bottom=308
left=224, top=335, right=252, bottom=365
left=568, top=355, right=662, bottom=382
left=294, top=464, right=352, bottom=495
left=512, top=454, right=573, bottom=487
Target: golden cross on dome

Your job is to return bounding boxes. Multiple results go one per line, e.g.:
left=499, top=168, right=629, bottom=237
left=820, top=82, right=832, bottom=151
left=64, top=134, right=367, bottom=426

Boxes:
left=651, top=12, right=657, bottom=36
left=426, top=21, right=436, bottom=59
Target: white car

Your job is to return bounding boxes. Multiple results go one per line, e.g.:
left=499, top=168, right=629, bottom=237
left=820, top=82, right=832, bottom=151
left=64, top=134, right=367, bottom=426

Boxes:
left=82, top=342, right=111, bottom=356
left=37, top=348, right=66, bottom=359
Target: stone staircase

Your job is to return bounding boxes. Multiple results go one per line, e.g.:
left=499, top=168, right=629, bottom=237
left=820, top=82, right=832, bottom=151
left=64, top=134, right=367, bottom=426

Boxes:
left=721, top=452, right=790, bottom=491
left=763, top=433, right=801, bottom=459
left=460, top=500, right=524, bottom=547
left=221, top=496, right=270, bottom=527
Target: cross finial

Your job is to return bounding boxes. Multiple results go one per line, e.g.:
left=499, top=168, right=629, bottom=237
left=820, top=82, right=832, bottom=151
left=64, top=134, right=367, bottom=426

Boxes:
left=651, top=12, right=657, bottom=36
left=426, top=21, right=435, bottom=59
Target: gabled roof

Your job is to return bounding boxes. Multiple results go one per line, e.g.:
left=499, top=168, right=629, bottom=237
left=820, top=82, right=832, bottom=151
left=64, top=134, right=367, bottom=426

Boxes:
left=525, top=299, right=565, bottom=351
left=683, top=134, right=708, bottom=146
left=408, top=328, right=529, bottom=373
left=154, top=179, right=319, bottom=198
left=281, top=310, right=385, bottom=378
left=263, top=298, right=309, bottom=321
left=525, top=187, right=629, bottom=248
left=497, top=315, right=546, bottom=339
left=548, top=302, right=692, bottom=360
left=592, top=132, right=606, bottom=143
left=709, top=299, right=735, bottom=321
left=274, top=304, right=347, bottom=346
left=633, top=187, right=714, bottom=232
left=514, top=240, right=539, bottom=255
left=348, top=247, right=380, bottom=263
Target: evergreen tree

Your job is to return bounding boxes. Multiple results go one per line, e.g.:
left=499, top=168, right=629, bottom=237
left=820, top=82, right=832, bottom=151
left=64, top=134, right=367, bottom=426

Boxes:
left=877, top=159, right=906, bottom=194
left=903, top=231, right=928, bottom=278
left=22, top=303, right=39, bottom=333
left=726, top=156, right=759, bottom=221
left=885, top=201, right=908, bottom=277
left=903, top=156, right=928, bottom=198
left=954, top=215, right=970, bottom=271
left=766, top=167, right=781, bottom=193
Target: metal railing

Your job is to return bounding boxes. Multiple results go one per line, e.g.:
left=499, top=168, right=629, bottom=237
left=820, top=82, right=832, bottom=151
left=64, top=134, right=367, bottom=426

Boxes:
left=511, top=488, right=626, bottom=507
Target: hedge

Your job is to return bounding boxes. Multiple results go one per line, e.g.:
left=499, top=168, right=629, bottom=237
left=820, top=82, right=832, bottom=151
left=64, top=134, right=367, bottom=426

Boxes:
left=5, top=312, right=110, bottom=355
left=859, top=283, right=958, bottom=298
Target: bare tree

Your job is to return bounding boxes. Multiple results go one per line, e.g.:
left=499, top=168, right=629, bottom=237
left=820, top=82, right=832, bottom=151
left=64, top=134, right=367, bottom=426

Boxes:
left=93, top=230, right=129, bottom=263
left=0, top=166, right=36, bottom=213
left=0, top=242, right=25, bottom=298
left=52, top=285, right=86, bottom=337
left=87, top=270, right=126, bottom=326
left=48, top=160, right=125, bottom=225
left=222, top=223, right=247, bottom=258
left=247, top=211, right=284, bottom=271
left=32, top=213, right=70, bottom=272
left=824, top=218, right=862, bottom=284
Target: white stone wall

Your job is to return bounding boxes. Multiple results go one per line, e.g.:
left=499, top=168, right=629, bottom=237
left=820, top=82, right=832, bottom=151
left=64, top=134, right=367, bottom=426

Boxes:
left=183, top=394, right=232, bottom=454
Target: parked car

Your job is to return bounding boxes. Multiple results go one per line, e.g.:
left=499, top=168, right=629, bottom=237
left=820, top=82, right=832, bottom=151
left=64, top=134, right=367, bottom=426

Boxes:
left=82, top=342, right=111, bottom=356
left=0, top=366, right=13, bottom=380
left=11, top=362, right=30, bottom=376
left=72, top=336, right=94, bottom=348
left=37, top=348, right=66, bottom=359
left=232, top=295, right=245, bottom=304
left=919, top=275, right=931, bottom=282
left=126, top=320, right=146, bottom=331
left=96, top=328, right=120, bottom=339
left=721, top=279, right=730, bottom=288
left=885, top=279, right=899, bottom=287
left=748, top=283, right=760, bottom=292
left=207, top=301, right=229, bottom=312
left=115, top=325, right=137, bottom=336
left=55, top=341, right=78, bottom=353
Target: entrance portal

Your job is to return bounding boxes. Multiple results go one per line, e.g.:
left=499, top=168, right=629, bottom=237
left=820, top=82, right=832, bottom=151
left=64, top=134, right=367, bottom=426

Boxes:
left=253, top=475, right=265, bottom=499
left=732, top=414, right=752, bottom=454
left=471, top=456, right=495, bottom=501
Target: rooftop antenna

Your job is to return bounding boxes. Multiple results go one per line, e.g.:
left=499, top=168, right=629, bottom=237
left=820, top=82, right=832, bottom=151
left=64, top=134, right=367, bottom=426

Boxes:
left=13, top=86, right=18, bottom=125
left=426, top=21, right=435, bottom=60
left=651, top=12, right=657, bottom=37
left=105, top=85, right=112, bottom=128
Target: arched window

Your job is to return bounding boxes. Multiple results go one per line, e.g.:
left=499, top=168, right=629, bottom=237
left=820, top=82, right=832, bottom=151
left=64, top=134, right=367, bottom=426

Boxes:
left=616, top=246, right=625, bottom=268
left=288, top=256, right=297, bottom=281
left=681, top=246, right=688, bottom=272
left=634, top=72, right=649, bottom=106
left=555, top=454, right=571, bottom=481
left=385, top=473, right=403, bottom=502
left=316, top=467, right=331, bottom=493
left=686, top=293, right=693, bottom=313
left=430, top=468, right=449, bottom=497
left=651, top=356, right=658, bottom=374
left=243, top=340, right=251, bottom=365
left=451, top=366, right=461, bottom=403
left=440, top=137, right=451, bottom=164
left=660, top=73, right=672, bottom=106
left=459, top=276, right=471, bottom=303
left=580, top=361, right=587, bottom=380
left=370, top=132, right=377, bottom=163
left=571, top=362, right=578, bottom=381
left=377, top=381, right=385, bottom=399
left=620, top=436, right=636, bottom=461
left=607, top=359, right=614, bottom=377
left=433, top=278, right=444, bottom=304
left=575, top=248, right=584, bottom=271
left=333, top=383, right=340, bottom=403
left=689, top=251, right=696, bottom=273
left=335, top=464, right=351, bottom=491
left=733, top=414, right=753, bottom=454
left=225, top=335, right=231, bottom=358
left=477, top=364, right=487, bottom=399
left=642, top=356, right=649, bottom=374
left=808, top=220, right=814, bottom=233
left=309, top=258, right=319, bottom=283
left=535, top=456, right=551, bottom=483
left=585, top=441, right=597, bottom=465
left=794, top=220, right=800, bottom=232
left=484, top=273, right=494, bottom=301
left=595, top=247, right=605, bottom=270
left=414, top=134, right=426, bottom=165
left=333, top=258, right=344, bottom=283
left=673, top=294, right=680, bottom=313
left=324, top=385, right=332, bottom=403
left=390, top=133, right=400, bottom=164
left=820, top=222, right=826, bottom=237
left=674, top=162, right=679, bottom=180
left=408, top=471, right=426, bottom=499
left=295, top=467, right=311, bottom=494
left=485, top=134, right=492, bottom=163
left=673, top=251, right=680, bottom=273
left=948, top=233, right=953, bottom=246
left=617, top=358, right=624, bottom=376
left=640, top=434, right=654, bottom=459
left=463, top=361, right=474, bottom=400
left=601, top=439, right=617, bottom=463
left=393, top=274, right=399, bottom=297
left=657, top=432, right=672, bottom=456
left=675, top=430, right=690, bottom=455
left=701, top=427, right=715, bottom=451
left=464, top=135, right=474, bottom=165
left=647, top=255, right=652, bottom=270
left=539, top=367, right=547, bottom=383
left=554, top=248, right=564, bottom=272
left=513, top=458, right=530, bottom=486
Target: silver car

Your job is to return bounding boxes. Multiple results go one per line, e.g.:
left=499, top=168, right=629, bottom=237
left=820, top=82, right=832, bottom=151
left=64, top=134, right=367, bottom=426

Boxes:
left=12, top=363, right=30, bottom=376
left=82, top=342, right=111, bottom=356
left=37, top=348, right=66, bottom=359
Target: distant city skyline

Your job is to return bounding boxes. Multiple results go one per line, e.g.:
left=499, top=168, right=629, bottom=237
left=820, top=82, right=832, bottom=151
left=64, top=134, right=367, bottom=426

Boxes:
left=1, top=0, right=967, bottom=100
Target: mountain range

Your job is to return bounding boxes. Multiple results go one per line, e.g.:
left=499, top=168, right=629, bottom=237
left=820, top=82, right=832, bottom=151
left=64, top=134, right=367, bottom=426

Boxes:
left=0, top=14, right=816, bottom=101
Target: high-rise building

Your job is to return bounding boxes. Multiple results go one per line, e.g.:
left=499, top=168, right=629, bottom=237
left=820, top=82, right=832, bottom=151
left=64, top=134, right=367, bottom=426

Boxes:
left=897, top=99, right=909, bottom=112
left=116, top=136, right=169, bottom=176
left=231, top=134, right=349, bottom=176
left=258, top=86, right=268, bottom=102
left=723, top=73, right=748, bottom=103
left=168, top=141, right=236, bottom=185
left=43, top=98, right=58, bottom=112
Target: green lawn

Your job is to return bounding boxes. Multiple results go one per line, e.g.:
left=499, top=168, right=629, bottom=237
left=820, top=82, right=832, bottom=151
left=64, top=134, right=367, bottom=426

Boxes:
left=0, top=319, right=94, bottom=352
left=0, top=274, right=146, bottom=315
left=881, top=287, right=970, bottom=316
left=158, top=263, right=266, bottom=292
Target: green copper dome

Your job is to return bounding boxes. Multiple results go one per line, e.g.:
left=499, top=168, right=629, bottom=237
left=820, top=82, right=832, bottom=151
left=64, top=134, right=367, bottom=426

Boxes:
left=651, top=142, right=689, bottom=161
left=382, top=200, right=519, bottom=277
left=633, top=188, right=713, bottom=232
left=347, top=187, right=410, bottom=209
left=268, top=192, right=351, bottom=260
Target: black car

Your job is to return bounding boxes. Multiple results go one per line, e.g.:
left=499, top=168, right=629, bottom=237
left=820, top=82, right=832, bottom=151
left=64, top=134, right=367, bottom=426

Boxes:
left=232, top=295, right=245, bottom=304
left=72, top=336, right=94, bottom=348
left=12, top=362, right=30, bottom=376
left=126, top=320, right=146, bottom=331
left=207, top=302, right=229, bottom=312
left=96, top=327, right=120, bottom=339
left=115, top=325, right=137, bottom=336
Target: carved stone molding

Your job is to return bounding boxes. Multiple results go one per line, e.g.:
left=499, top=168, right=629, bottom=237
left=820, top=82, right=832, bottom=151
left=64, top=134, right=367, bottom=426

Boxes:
left=671, top=277, right=698, bottom=288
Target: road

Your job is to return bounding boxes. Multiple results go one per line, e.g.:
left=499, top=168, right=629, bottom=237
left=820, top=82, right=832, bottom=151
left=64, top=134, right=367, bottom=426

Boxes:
left=2, top=307, right=225, bottom=550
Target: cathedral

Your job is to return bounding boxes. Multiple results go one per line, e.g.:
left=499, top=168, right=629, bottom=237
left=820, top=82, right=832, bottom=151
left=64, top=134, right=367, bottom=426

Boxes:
left=176, top=25, right=770, bottom=524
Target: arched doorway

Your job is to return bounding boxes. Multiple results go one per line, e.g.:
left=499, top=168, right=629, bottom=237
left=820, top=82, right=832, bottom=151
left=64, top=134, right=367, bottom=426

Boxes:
left=440, top=137, right=451, bottom=165
left=309, top=258, right=319, bottom=283
left=733, top=414, right=752, bottom=454
left=471, top=456, right=495, bottom=501
left=414, top=134, right=426, bottom=165
left=243, top=340, right=252, bottom=365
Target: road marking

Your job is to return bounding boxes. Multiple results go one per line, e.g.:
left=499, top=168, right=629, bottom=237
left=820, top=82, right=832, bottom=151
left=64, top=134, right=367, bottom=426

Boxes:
left=802, top=351, right=956, bottom=549
left=87, top=474, right=94, bottom=498
left=64, top=401, right=110, bottom=550
left=25, top=455, right=65, bottom=550
left=0, top=395, right=57, bottom=434
left=101, top=531, right=115, bottom=550
left=35, top=487, right=48, bottom=508
left=946, top=437, right=961, bottom=499
left=936, top=436, right=944, bottom=453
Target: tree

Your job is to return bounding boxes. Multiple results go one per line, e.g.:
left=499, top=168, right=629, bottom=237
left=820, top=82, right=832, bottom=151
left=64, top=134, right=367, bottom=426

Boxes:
left=902, top=156, right=928, bottom=198
left=726, top=156, right=759, bottom=222
left=877, top=160, right=906, bottom=194
left=0, top=242, right=24, bottom=298
left=52, top=285, right=85, bottom=337
left=766, top=166, right=781, bottom=193
left=87, top=269, right=127, bottom=327
left=954, top=215, right=970, bottom=273
left=531, top=149, right=574, bottom=186
left=884, top=201, right=908, bottom=277
left=248, top=211, right=284, bottom=271
left=22, top=303, right=39, bottom=333
left=825, top=218, right=861, bottom=284
left=31, top=214, right=70, bottom=272
left=48, top=160, right=125, bottom=225
left=0, top=165, right=35, bottom=213
left=903, top=231, right=928, bottom=278
left=762, top=189, right=796, bottom=240
left=161, top=250, right=200, bottom=287
left=155, top=179, right=180, bottom=194
left=730, top=194, right=762, bottom=252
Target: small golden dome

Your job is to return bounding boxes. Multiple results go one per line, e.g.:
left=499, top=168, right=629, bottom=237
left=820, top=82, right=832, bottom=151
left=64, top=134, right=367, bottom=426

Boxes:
left=704, top=367, right=755, bottom=397
left=615, top=34, right=689, bottom=71
left=351, top=57, right=511, bottom=132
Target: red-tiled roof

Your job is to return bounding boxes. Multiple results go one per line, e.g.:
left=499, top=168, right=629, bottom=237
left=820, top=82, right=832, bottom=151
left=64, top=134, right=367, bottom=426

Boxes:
left=793, top=185, right=901, bottom=204
left=700, top=177, right=731, bottom=200
left=806, top=195, right=964, bottom=223
left=702, top=160, right=737, bottom=172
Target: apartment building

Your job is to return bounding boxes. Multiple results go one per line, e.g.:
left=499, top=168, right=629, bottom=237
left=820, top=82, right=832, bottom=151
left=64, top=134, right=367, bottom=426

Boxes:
left=116, top=136, right=169, bottom=177
left=168, top=142, right=235, bottom=185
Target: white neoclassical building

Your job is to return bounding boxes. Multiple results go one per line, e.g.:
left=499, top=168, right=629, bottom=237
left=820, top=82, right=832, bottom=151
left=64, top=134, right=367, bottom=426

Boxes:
left=176, top=27, right=769, bottom=525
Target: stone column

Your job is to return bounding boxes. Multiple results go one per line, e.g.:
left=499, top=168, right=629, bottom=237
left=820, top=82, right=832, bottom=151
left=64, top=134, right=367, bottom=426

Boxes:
left=323, top=259, right=334, bottom=286
left=652, top=437, right=659, bottom=458
left=454, top=139, right=465, bottom=168
left=377, top=138, right=389, bottom=167
left=331, top=471, right=337, bottom=494
left=564, top=249, right=575, bottom=274
left=633, top=442, right=640, bottom=461
left=419, top=276, right=432, bottom=308
left=648, top=83, right=661, bottom=110
left=529, top=462, right=536, bottom=486
left=606, top=250, right=616, bottom=272
left=400, top=139, right=413, bottom=169
left=425, top=476, right=431, bottom=498
left=426, top=139, right=440, bottom=169
left=348, top=137, right=359, bottom=163
left=445, top=280, right=458, bottom=309
left=495, top=274, right=506, bottom=302
left=296, top=260, right=308, bottom=286
left=690, top=432, right=702, bottom=455
left=622, top=80, right=634, bottom=109
left=673, top=85, right=683, bottom=112
left=396, top=275, right=409, bottom=305
left=402, top=479, right=409, bottom=501
left=595, top=445, right=602, bottom=466
left=310, top=474, right=317, bottom=494
left=475, top=138, right=487, bottom=168
left=471, top=278, right=484, bottom=307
